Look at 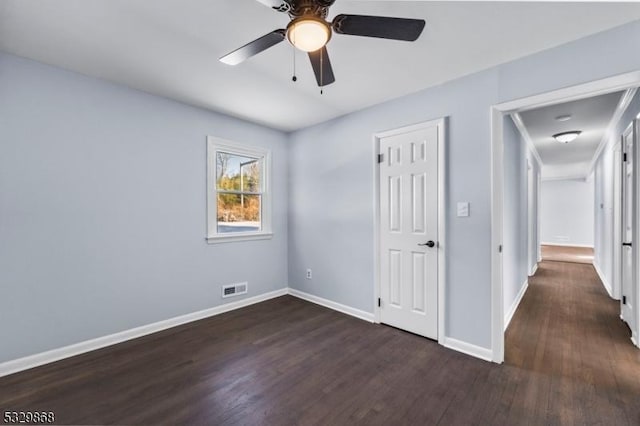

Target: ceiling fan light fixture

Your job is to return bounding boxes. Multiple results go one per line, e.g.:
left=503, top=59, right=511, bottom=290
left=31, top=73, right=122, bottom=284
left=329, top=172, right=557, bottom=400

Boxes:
left=287, top=17, right=331, bottom=52
left=553, top=130, right=582, bottom=144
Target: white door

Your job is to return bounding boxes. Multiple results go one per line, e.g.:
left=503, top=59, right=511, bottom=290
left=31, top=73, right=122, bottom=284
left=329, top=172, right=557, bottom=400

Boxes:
left=379, top=123, right=440, bottom=339
left=621, top=123, right=635, bottom=331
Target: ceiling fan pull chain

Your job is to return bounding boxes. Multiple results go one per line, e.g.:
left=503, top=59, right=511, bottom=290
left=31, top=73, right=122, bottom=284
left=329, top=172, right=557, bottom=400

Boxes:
left=291, top=31, right=297, bottom=82
left=320, top=49, right=324, bottom=94
left=292, top=44, right=297, bottom=82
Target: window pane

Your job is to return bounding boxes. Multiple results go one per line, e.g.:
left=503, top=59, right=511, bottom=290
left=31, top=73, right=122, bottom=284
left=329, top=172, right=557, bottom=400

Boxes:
left=216, top=152, right=261, bottom=193
left=217, top=193, right=261, bottom=233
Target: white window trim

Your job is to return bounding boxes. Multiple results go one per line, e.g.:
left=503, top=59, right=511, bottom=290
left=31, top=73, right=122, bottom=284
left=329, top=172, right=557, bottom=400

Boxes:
left=206, top=136, right=273, bottom=244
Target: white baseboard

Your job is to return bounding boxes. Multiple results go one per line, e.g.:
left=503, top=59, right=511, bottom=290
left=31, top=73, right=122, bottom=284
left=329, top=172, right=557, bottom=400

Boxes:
left=529, top=263, right=538, bottom=277
left=504, top=280, right=529, bottom=331
left=441, top=337, right=493, bottom=362
left=0, top=288, right=288, bottom=378
left=541, top=242, right=594, bottom=248
left=592, top=261, right=613, bottom=298
left=288, top=288, right=374, bottom=323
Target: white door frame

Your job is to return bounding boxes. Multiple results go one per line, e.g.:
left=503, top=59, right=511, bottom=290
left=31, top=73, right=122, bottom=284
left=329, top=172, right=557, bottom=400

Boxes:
left=636, top=118, right=640, bottom=346
left=373, top=117, right=447, bottom=344
left=491, top=71, right=640, bottom=363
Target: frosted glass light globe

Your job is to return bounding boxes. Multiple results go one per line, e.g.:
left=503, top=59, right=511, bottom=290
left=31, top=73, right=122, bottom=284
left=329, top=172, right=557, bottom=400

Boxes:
left=287, top=19, right=331, bottom=52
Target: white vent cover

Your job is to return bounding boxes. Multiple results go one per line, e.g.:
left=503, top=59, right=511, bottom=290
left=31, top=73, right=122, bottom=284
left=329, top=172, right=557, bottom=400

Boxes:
left=222, top=282, right=248, bottom=298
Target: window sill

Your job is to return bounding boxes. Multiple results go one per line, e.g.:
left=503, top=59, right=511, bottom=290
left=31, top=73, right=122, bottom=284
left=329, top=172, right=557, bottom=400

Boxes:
left=206, top=232, right=273, bottom=244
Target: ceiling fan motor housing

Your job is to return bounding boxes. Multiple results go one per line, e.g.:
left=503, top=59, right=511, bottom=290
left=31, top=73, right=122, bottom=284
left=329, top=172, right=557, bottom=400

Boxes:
left=287, top=0, right=335, bottom=19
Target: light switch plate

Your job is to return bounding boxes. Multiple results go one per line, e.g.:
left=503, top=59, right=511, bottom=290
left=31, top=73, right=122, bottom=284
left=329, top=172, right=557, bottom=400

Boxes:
left=457, top=202, right=470, bottom=217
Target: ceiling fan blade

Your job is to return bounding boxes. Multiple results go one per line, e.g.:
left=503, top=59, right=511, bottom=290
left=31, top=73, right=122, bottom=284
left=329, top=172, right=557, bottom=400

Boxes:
left=308, top=47, right=336, bottom=87
left=332, top=14, right=425, bottom=41
left=253, top=0, right=291, bottom=12
left=220, top=29, right=286, bottom=65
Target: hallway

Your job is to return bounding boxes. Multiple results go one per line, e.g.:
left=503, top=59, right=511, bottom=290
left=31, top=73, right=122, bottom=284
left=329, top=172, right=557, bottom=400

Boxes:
left=506, top=260, right=640, bottom=424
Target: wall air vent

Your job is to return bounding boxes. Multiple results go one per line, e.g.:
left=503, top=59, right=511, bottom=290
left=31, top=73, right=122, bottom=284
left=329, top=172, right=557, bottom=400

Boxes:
left=222, top=282, right=248, bottom=298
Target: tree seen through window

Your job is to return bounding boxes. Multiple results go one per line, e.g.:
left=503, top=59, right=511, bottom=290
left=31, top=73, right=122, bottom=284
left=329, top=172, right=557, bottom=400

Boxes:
left=216, top=152, right=262, bottom=233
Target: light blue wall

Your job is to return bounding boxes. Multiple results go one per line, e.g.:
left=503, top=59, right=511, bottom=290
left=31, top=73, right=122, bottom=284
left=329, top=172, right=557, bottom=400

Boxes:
left=289, top=70, right=499, bottom=347
left=496, top=22, right=640, bottom=104
left=289, top=20, right=640, bottom=350
left=594, top=147, right=614, bottom=288
left=0, top=53, right=289, bottom=363
left=594, top=149, right=609, bottom=283
left=594, top=90, right=640, bottom=293
left=503, top=116, right=535, bottom=319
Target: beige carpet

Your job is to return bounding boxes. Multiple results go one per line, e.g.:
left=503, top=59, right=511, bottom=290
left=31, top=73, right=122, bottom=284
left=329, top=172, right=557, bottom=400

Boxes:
left=541, top=244, right=594, bottom=264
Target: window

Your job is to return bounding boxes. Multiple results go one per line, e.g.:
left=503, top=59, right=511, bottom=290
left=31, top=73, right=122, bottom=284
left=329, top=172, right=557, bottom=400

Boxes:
left=207, top=137, right=272, bottom=243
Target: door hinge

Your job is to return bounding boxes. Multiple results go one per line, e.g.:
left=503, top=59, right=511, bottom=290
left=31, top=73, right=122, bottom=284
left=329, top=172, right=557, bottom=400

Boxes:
left=623, top=295, right=627, bottom=305
left=378, top=154, right=384, bottom=164
left=498, top=245, right=503, bottom=253
left=624, top=153, right=628, bottom=162
left=378, top=297, right=381, bottom=307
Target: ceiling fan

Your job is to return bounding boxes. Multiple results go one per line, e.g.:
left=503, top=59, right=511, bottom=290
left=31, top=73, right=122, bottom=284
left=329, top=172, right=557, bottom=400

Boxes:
left=219, top=0, right=426, bottom=87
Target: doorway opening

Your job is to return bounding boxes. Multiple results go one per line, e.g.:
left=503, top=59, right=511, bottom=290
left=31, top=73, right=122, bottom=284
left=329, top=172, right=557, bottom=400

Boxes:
left=491, top=72, right=640, bottom=363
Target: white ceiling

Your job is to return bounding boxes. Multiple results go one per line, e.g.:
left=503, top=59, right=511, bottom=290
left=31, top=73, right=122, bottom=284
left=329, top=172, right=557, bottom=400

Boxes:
left=1, top=1, right=640, bottom=131
left=518, top=90, right=625, bottom=179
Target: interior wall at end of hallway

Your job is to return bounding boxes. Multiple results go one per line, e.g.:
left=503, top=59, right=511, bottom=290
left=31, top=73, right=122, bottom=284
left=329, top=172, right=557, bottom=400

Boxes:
left=540, top=178, right=595, bottom=248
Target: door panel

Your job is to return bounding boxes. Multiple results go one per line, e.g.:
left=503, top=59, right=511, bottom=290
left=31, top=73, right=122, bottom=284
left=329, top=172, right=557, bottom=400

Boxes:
left=412, top=173, right=426, bottom=233
left=389, top=250, right=401, bottom=306
left=379, top=123, right=439, bottom=339
left=412, top=251, right=426, bottom=312
left=389, top=176, right=401, bottom=232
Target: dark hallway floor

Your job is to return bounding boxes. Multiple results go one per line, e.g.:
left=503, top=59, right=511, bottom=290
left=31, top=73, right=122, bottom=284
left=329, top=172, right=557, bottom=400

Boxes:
left=1, top=261, right=639, bottom=425
left=504, top=260, right=640, bottom=424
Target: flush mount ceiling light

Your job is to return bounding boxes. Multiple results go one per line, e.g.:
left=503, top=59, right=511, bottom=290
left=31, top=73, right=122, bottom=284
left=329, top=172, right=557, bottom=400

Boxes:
left=287, top=17, right=331, bottom=52
left=555, top=114, right=572, bottom=122
left=553, top=130, right=582, bottom=144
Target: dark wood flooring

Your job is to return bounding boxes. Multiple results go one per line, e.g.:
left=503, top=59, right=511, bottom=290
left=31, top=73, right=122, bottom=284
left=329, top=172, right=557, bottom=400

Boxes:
left=1, top=261, right=640, bottom=425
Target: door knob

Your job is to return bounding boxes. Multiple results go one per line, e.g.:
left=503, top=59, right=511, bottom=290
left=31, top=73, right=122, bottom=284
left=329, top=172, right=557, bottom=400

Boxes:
left=623, top=242, right=632, bottom=247
left=418, top=241, right=435, bottom=248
